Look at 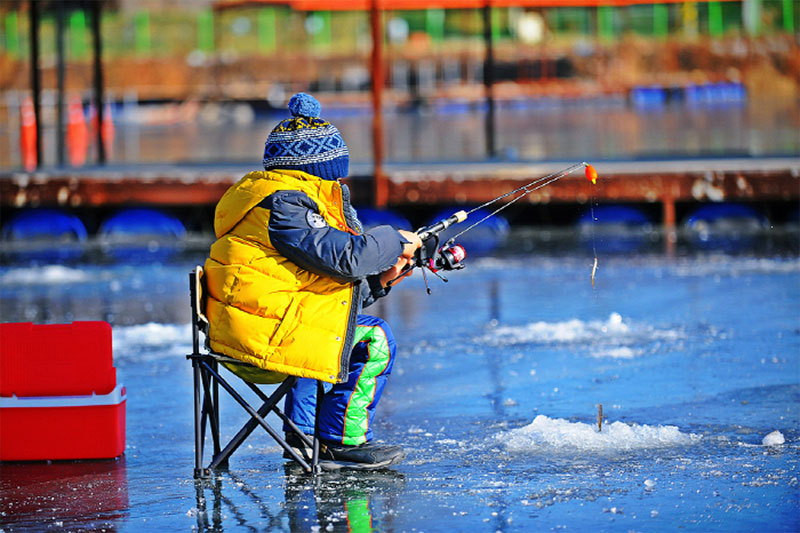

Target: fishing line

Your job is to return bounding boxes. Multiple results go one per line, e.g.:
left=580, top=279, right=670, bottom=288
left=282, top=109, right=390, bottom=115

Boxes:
left=590, top=193, right=599, bottom=288
left=397, top=161, right=600, bottom=293
left=586, top=164, right=600, bottom=288
left=448, top=162, right=588, bottom=243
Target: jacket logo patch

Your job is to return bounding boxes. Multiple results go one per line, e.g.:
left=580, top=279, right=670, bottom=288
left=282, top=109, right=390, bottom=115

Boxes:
left=306, top=210, right=328, bottom=229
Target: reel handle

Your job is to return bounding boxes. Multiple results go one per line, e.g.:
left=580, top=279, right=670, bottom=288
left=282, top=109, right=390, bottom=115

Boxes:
left=416, top=210, right=467, bottom=241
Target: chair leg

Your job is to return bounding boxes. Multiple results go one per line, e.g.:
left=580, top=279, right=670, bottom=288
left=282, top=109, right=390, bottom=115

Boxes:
left=199, top=364, right=222, bottom=458
left=192, top=359, right=209, bottom=479
left=200, top=364, right=313, bottom=473
left=311, top=380, right=325, bottom=474
left=211, top=359, right=221, bottom=455
left=193, top=357, right=326, bottom=476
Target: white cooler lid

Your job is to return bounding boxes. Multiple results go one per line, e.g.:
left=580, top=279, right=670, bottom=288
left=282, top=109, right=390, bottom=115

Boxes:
left=0, top=383, right=126, bottom=408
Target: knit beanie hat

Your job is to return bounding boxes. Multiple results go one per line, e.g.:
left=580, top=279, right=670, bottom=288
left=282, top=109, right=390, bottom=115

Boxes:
left=262, top=93, right=349, bottom=180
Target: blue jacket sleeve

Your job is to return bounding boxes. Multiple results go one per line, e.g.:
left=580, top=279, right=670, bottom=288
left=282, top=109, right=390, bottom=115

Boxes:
left=266, top=190, right=405, bottom=282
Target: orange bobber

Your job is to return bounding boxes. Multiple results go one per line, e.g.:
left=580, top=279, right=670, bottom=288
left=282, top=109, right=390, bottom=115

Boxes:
left=585, top=164, right=598, bottom=185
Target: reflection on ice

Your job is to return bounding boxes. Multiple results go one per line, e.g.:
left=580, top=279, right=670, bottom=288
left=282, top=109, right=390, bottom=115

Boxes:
left=0, top=458, right=129, bottom=529
left=498, top=415, right=700, bottom=453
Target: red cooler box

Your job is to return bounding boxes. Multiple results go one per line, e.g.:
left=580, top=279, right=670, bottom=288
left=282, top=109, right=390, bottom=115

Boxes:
left=0, top=321, right=126, bottom=461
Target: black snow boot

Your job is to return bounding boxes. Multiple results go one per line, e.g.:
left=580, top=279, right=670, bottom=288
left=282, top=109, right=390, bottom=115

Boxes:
left=323, top=441, right=406, bottom=470
left=282, top=433, right=405, bottom=470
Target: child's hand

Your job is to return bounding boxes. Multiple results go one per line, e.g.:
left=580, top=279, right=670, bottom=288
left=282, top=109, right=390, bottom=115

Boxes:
left=398, top=230, right=422, bottom=259
left=379, top=230, right=422, bottom=288
left=380, top=256, right=413, bottom=288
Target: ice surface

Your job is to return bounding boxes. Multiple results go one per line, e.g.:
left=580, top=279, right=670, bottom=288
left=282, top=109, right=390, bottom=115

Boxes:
left=762, top=430, right=786, bottom=446
left=498, top=414, right=700, bottom=453
left=0, top=265, right=92, bottom=285
left=1, top=251, right=798, bottom=532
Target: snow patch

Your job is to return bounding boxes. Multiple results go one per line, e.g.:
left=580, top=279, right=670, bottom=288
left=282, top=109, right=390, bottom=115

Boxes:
left=0, top=265, right=92, bottom=285
left=112, top=323, right=191, bottom=362
left=675, top=256, right=800, bottom=277
left=480, top=313, right=682, bottom=357
left=592, top=346, right=638, bottom=359
left=497, top=414, right=700, bottom=453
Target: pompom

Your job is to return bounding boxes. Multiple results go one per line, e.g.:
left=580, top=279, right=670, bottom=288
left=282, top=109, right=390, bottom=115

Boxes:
left=288, top=93, right=321, bottom=118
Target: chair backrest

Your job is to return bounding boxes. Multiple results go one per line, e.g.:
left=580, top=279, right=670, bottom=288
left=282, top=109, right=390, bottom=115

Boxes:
left=189, top=265, right=287, bottom=385
left=189, top=266, right=208, bottom=355
left=191, top=266, right=209, bottom=330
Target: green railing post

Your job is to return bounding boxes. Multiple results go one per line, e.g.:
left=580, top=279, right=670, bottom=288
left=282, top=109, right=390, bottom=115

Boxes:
left=198, top=9, right=214, bottom=53
left=598, top=6, right=614, bottom=40
left=4, top=11, right=19, bottom=57
left=491, top=6, right=501, bottom=42
left=426, top=8, right=444, bottom=43
left=69, top=9, right=88, bottom=60
left=782, top=0, right=795, bottom=33
left=258, top=7, right=276, bottom=52
left=653, top=3, right=668, bottom=38
left=709, top=1, right=723, bottom=37
left=134, top=11, right=150, bottom=55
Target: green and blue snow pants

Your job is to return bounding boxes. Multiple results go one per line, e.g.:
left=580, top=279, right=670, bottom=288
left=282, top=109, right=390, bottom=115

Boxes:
left=284, top=315, right=396, bottom=446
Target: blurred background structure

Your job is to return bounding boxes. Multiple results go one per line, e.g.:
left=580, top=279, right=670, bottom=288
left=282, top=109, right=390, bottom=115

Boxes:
left=0, top=0, right=798, bottom=255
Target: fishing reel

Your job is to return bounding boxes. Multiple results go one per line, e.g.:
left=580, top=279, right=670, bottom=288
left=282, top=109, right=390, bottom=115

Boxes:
left=420, top=234, right=466, bottom=273
left=415, top=233, right=467, bottom=294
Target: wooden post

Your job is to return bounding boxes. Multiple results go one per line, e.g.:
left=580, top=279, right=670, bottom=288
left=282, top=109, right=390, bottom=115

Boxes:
left=663, top=192, right=677, bottom=256
left=91, top=2, right=106, bottom=164
left=482, top=2, right=496, bottom=158
left=56, top=0, right=66, bottom=167
left=371, top=0, right=387, bottom=208
left=28, top=0, right=42, bottom=168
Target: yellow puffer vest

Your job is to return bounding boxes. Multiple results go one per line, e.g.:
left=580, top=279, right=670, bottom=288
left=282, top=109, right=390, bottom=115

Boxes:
left=204, top=169, right=356, bottom=383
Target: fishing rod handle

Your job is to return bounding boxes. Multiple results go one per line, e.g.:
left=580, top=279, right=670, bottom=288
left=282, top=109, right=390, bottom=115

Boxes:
left=416, top=210, right=467, bottom=241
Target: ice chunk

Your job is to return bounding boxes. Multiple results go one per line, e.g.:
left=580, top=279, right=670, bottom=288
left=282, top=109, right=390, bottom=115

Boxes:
left=762, top=430, right=785, bottom=446
left=497, top=415, right=700, bottom=453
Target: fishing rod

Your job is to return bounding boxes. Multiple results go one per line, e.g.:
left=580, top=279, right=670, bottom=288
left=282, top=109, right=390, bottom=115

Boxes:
left=390, top=162, right=599, bottom=293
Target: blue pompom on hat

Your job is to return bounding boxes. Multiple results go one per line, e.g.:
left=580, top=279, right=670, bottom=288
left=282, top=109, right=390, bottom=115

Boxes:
left=262, top=93, right=349, bottom=180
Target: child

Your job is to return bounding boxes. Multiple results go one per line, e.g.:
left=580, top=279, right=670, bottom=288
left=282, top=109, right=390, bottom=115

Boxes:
left=204, top=93, right=421, bottom=469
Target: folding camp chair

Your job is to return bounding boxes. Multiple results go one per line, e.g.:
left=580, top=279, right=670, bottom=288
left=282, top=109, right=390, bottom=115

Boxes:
left=187, top=266, right=325, bottom=477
